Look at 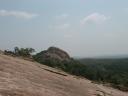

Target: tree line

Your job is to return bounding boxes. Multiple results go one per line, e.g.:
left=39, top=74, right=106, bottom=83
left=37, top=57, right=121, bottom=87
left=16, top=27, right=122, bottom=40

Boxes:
left=4, top=47, right=35, bottom=57
left=79, top=58, right=128, bottom=91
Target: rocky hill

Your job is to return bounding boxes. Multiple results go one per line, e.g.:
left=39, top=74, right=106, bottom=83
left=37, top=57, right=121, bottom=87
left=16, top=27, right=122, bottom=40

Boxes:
left=0, top=54, right=128, bottom=96
left=34, top=47, right=70, bottom=61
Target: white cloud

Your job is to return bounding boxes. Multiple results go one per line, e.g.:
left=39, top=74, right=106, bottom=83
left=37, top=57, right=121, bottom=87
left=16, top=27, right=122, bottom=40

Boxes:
left=81, top=12, right=110, bottom=24
left=0, top=10, right=38, bottom=19
left=55, top=14, right=69, bottom=19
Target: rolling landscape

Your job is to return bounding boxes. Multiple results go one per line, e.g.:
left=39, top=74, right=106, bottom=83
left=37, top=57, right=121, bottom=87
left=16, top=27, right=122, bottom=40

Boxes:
left=0, top=48, right=128, bottom=96
left=0, top=47, right=128, bottom=96
left=0, top=0, right=128, bottom=96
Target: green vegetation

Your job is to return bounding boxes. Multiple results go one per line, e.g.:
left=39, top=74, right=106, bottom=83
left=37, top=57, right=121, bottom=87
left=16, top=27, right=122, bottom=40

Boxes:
left=34, top=51, right=128, bottom=91
left=79, top=58, right=128, bottom=91
left=4, top=47, right=35, bottom=57
left=33, top=54, right=87, bottom=77
left=33, top=48, right=86, bottom=77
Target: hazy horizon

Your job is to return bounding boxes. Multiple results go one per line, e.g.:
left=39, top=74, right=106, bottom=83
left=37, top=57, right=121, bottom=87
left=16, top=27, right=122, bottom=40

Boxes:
left=0, top=0, right=128, bottom=57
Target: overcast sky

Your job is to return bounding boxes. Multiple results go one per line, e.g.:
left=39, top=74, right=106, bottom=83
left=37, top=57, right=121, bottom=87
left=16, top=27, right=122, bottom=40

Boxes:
left=0, top=0, right=128, bottom=57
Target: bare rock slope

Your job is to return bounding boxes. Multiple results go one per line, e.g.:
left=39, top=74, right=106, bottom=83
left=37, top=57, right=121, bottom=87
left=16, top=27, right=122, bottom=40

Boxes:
left=0, top=54, right=128, bottom=96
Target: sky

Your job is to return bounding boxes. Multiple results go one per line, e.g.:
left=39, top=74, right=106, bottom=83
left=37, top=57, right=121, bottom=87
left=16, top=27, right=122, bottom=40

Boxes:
left=0, top=0, right=128, bottom=57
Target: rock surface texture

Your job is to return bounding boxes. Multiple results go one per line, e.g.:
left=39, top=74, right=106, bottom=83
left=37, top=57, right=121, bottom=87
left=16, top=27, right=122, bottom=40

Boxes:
left=0, top=54, right=128, bottom=96
left=35, top=47, right=70, bottom=61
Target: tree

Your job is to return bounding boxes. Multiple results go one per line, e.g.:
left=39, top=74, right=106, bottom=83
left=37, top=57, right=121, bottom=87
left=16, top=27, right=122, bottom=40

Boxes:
left=13, top=47, right=35, bottom=57
left=27, top=48, right=35, bottom=54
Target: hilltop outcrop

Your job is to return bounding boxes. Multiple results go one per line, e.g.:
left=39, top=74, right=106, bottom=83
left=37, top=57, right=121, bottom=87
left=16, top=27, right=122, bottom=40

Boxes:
left=34, top=47, right=71, bottom=62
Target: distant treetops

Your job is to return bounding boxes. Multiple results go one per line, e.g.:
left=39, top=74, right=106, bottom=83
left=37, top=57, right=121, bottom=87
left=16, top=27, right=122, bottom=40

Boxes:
left=4, top=47, right=35, bottom=57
